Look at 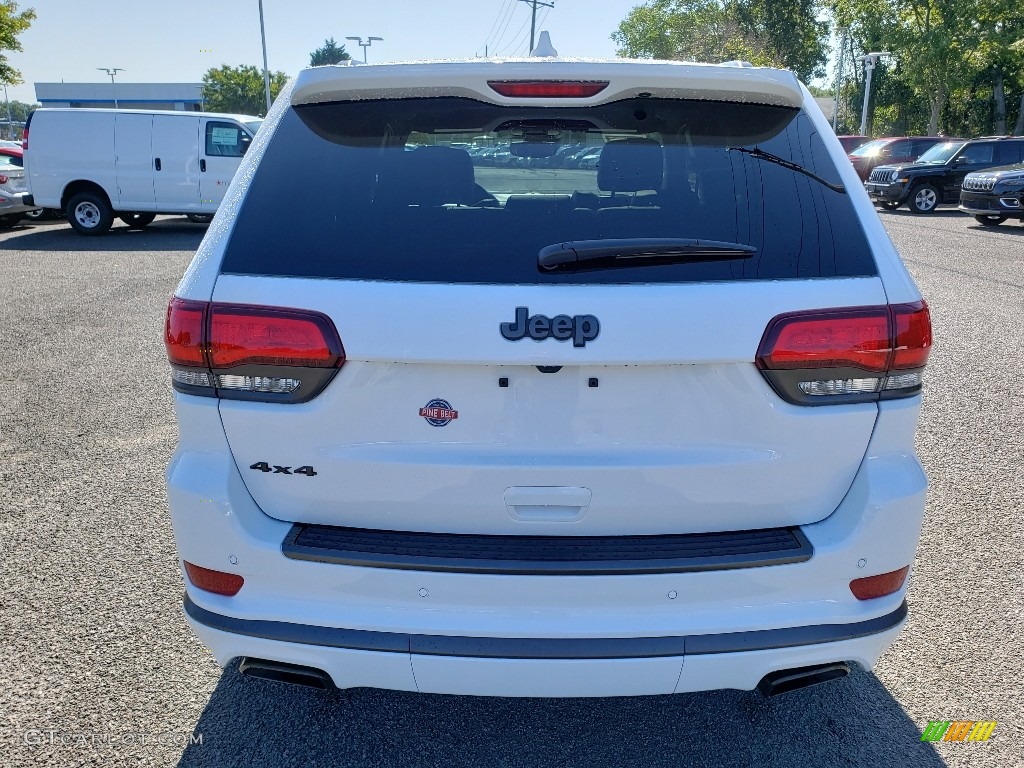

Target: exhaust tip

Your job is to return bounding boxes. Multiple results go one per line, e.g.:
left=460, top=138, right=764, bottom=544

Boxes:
left=757, top=662, right=850, bottom=698
left=239, top=658, right=334, bottom=690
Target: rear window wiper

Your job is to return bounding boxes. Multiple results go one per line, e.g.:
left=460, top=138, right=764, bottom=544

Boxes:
left=728, top=146, right=846, bottom=194
left=538, top=238, right=756, bottom=271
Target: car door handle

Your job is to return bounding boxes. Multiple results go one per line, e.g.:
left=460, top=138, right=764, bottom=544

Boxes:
left=200, top=159, right=206, bottom=172
left=154, top=158, right=162, bottom=171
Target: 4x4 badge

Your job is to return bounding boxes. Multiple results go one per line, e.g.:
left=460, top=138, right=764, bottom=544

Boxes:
left=500, top=306, right=600, bottom=348
left=420, top=399, right=459, bottom=427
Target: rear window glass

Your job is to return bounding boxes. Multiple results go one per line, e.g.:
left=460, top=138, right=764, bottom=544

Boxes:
left=221, top=97, right=876, bottom=284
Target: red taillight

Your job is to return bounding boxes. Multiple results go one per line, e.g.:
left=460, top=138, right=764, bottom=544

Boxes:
left=487, top=80, right=609, bottom=98
left=0, top=174, right=8, bottom=185
left=756, top=301, right=931, bottom=404
left=184, top=561, right=244, bottom=596
left=891, top=301, right=932, bottom=369
left=165, top=298, right=208, bottom=367
left=208, top=305, right=341, bottom=368
left=164, top=297, right=344, bottom=402
left=757, top=308, right=891, bottom=372
left=850, top=566, right=909, bottom=600
left=21, top=128, right=27, bottom=151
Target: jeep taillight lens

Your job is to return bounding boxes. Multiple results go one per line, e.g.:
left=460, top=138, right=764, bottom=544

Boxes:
left=756, top=301, right=931, bottom=405
left=164, top=298, right=344, bottom=403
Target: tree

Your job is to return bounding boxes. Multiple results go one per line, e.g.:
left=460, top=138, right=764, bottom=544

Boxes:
left=612, top=0, right=828, bottom=81
left=201, top=65, right=289, bottom=117
left=310, top=37, right=351, bottom=66
left=0, top=1, right=36, bottom=86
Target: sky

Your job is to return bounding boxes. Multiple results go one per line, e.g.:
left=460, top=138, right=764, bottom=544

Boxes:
left=6, top=0, right=647, bottom=104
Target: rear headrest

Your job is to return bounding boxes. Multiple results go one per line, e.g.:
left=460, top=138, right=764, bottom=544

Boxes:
left=597, top=138, right=664, bottom=193
left=376, top=146, right=476, bottom=207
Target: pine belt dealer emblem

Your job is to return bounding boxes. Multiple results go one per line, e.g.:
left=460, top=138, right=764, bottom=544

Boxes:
left=419, top=399, right=459, bottom=427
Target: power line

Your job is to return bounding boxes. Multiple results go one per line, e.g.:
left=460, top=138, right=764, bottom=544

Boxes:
left=482, top=0, right=514, bottom=53
left=515, top=0, right=555, bottom=53
left=494, top=9, right=532, bottom=56
left=491, top=2, right=524, bottom=55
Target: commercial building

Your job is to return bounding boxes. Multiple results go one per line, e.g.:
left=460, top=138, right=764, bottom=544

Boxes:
left=34, top=82, right=204, bottom=111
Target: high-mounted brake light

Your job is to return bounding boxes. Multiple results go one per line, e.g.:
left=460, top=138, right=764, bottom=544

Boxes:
left=164, top=298, right=344, bottom=403
left=757, top=301, right=931, bottom=405
left=487, top=80, right=609, bottom=98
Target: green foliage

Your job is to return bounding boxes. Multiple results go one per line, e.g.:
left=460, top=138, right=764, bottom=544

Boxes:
left=612, top=0, right=828, bottom=81
left=310, top=37, right=351, bottom=67
left=0, top=2, right=35, bottom=86
left=201, top=65, right=289, bottom=117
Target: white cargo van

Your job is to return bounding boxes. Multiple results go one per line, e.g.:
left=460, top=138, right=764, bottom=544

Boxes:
left=23, top=108, right=262, bottom=235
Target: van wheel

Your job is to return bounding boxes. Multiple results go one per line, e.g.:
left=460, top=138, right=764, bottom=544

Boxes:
left=119, top=212, right=156, bottom=229
left=908, top=183, right=939, bottom=214
left=186, top=213, right=213, bottom=224
left=974, top=214, right=1006, bottom=226
left=0, top=213, right=22, bottom=229
left=67, top=191, right=114, bottom=235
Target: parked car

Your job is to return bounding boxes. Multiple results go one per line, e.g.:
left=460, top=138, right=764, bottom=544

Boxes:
left=0, top=146, right=60, bottom=221
left=24, top=108, right=262, bottom=235
left=865, top=136, right=1024, bottom=213
left=576, top=146, right=604, bottom=169
left=166, top=57, right=931, bottom=700
left=959, top=162, right=1024, bottom=225
left=0, top=148, right=41, bottom=227
left=847, top=136, right=946, bottom=181
left=837, top=135, right=870, bottom=153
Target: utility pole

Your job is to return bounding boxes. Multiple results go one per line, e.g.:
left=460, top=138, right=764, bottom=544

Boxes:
left=97, top=68, right=124, bottom=109
left=857, top=52, right=891, bottom=137
left=258, top=0, right=272, bottom=114
left=516, top=0, right=555, bottom=55
left=832, top=27, right=847, bottom=132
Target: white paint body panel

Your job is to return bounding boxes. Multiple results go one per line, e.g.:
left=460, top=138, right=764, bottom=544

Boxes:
left=213, top=276, right=886, bottom=534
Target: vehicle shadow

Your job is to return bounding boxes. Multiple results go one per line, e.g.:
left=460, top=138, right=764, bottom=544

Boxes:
left=0, top=217, right=207, bottom=252
left=176, top=664, right=946, bottom=768
left=876, top=208, right=965, bottom=219
left=966, top=222, right=1024, bottom=235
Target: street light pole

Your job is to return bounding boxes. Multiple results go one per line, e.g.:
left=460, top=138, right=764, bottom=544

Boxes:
left=346, top=36, right=383, bottom=64
left=2, top=82, right=11, bottom=140
left=258, top=0, right=272, bottom=114
left=857, top=52, right=891, bottom=137
left=97, top=67, right=124, bottom=109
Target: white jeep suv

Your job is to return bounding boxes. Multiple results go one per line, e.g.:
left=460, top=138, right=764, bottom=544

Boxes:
left=165, top=58, right=931, bottom=698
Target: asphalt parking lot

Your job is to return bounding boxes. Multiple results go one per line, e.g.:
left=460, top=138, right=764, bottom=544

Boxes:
left=1, top=210, right=1021, bottom=768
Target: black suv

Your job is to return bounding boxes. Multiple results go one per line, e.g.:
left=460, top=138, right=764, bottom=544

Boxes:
left=865, top=136, right=1024, bottom=213
left=959, top=163, right=1024, bottom=226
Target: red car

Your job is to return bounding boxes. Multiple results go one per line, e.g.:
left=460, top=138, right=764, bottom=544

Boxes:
left=0, top=146, right=57, bottom=220
left=837, top=135, right=869, bottom=153
left=847, top=136, right=947, bottom=181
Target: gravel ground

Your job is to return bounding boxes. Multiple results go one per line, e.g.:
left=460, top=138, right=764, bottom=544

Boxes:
left=0, top=212, right=1020, bottom=768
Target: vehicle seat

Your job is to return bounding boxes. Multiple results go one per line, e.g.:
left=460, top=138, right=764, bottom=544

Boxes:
left=596, top=138, right=664, bottom=206
left=375, top=146, right=484, bottom=208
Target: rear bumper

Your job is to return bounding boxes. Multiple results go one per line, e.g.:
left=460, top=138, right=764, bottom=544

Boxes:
left=186, top=595, right=906, bottom=696
left=0, top=190, right=40, bottom=215
left=167, top=394, right=926, bottom=696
